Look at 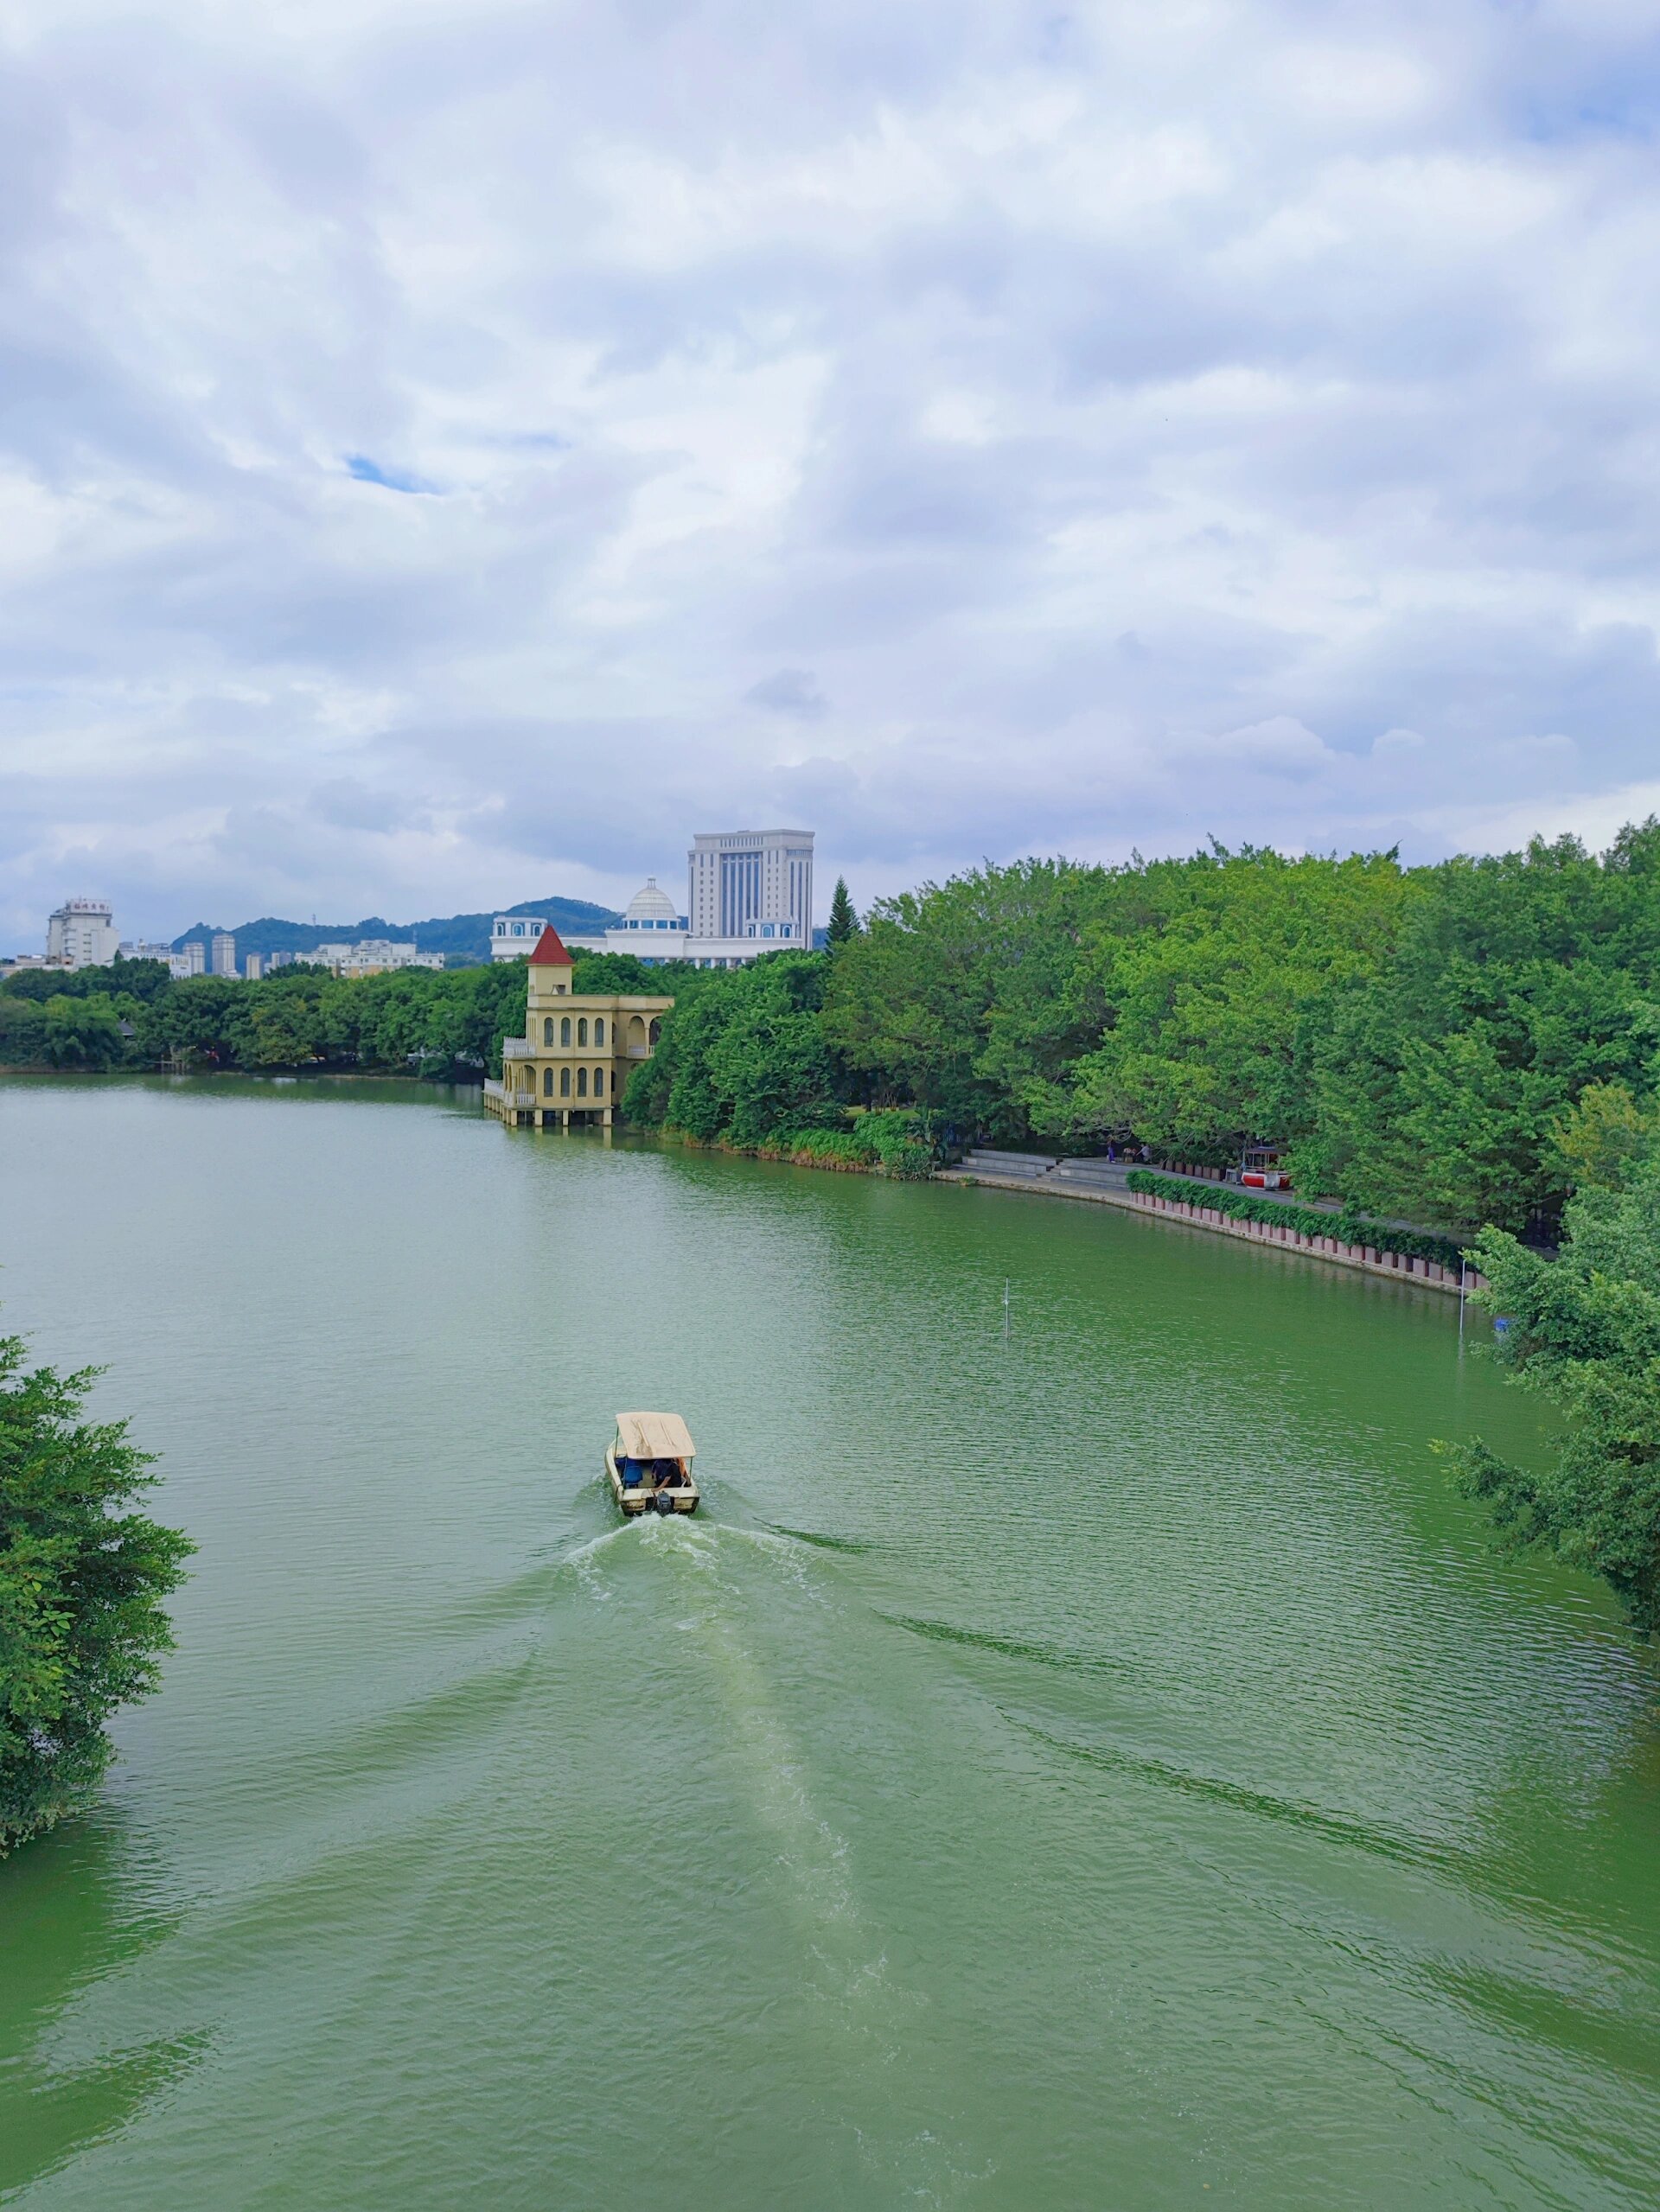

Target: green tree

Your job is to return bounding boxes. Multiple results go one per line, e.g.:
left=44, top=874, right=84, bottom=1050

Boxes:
left=1445, top=1151, right=1660, bottom=1637
left=0, top=996, right=48, bottom=1066
left=1, top=1337, right=193, bottom=1852
left=623, top=958, right=844, bottom=1143
left=42, top=994, right=127, bottom=1070
left=1296, top=832, right=1660, bottom=1225
left=1550, top=1081, right=1660, bottom=1194
left=1, top=958, right=169, bottom=1006
left=1063, top=845, right=1410, bottom=1162
left=826, top=877, right=858, bottom=947
left=705, top=955, right=841, bottom=1144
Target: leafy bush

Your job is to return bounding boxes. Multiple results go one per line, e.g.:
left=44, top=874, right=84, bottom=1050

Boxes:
left=1, top=1337, right=193, bottom=1852
left=860, top=1108, right=941, bottom=1178
left=1443, top=1146, right=1660, bottom=1637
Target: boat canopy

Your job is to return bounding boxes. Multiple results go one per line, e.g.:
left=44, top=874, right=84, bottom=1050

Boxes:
left=615, top=1411, right=696, bottom=1462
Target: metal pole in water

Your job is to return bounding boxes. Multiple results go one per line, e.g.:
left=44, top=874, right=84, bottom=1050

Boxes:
left=1459, top=1259, right=1467, bottom=1354
left=1004, top=1278, right=1011, bottom=1340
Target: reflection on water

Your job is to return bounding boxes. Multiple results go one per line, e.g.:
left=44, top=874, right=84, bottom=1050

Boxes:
left=0, top=1075, right=1656, bottom=2212
left=0, top=1819, right=196, bottom=2198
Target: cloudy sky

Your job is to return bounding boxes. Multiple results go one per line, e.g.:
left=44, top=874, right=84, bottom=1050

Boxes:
left=4, top=0, right=1660, bottom=944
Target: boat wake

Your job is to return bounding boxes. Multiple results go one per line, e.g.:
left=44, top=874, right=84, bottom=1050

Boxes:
left=559, top=1508, right=963, bottom=2198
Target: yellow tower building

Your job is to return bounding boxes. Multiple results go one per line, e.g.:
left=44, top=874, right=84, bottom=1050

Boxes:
left=482, top=927, right=674, bottom=1129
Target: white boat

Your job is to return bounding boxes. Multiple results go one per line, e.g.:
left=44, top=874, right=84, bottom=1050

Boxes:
left=605, top=1411, right=700, bottom=1517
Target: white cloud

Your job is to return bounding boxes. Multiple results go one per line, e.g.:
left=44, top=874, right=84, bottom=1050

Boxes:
left=3, top=0, right=1660, bottom=944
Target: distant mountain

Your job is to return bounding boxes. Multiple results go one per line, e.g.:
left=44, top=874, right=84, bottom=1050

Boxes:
left=173, top=896, right=621, bottom=968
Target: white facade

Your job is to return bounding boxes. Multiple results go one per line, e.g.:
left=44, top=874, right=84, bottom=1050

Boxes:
left=46, top=899, right=119, bottom=970
left=310, top=939, right=444, bottom=977
left=211, top=932, right=238, bottom=977
left=491, top=915, right=549, bottom=959
left=118, top=940, right=173, bottom=963
left=688, top=830, right=813, bottom=951
left=244, top=952, right=265, bottom=980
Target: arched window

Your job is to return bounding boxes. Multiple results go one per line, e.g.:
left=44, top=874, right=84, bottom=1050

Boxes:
left=628, top=1014, right=646, bottom=1048
left=543, top=1017, right=554, bottom=1045
left=594, top=1017, right=605, bottom=1046
left=543, top=1068, right=554, bottom=1096
left=595, top=1066, right=605, bottom=1095
left=577, top=1017, right=589, bottom=1047
left=560, top=1066, right=571, bottom=1096
left=648, top=1019, right=662, bottom=1047
left=560, top=1017, right=571, bottom=1045
left=577, top=1067, right=589, bottom=1097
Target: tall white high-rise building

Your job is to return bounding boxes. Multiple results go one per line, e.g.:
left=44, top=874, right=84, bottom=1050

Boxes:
left=46, top=899, right=118, bottom=969
left=211, top=932, right=237, bottom=977
left=688, top=831, right=814, bottom=951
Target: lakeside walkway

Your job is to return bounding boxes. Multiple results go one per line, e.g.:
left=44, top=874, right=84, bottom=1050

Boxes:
left=935, top=1151, right=1483, bottom=1295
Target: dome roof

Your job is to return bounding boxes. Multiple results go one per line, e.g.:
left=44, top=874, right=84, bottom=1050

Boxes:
left=624, top=877, right=679, bottom=922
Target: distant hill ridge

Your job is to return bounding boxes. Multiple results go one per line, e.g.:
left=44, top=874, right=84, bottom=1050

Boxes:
left=173, top=896, right=620, bottom=968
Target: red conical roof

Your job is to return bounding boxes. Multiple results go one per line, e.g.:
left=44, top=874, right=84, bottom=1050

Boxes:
left=528, top=925, right=573, bottom=966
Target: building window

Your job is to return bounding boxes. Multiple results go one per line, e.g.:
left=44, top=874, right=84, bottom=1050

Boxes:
left=594, top=1017, right=605, bottom=1045
left=560, top=1066, right=571, bottom=1096
left=577, top=1067, right=588, bottom=1098
left=595, top=1066, right=605, bottom=1095
left=543, top=1068, right=554, bottom=1096
left=543, top=1017, right=554, bottom=1045
left=560, top=1017, right=571, bottom=1045
left=578, top=1017, right=589, bottom=1046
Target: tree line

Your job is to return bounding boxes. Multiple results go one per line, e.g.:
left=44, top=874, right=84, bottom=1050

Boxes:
left=814, top=828, right=1660, bottom=1235
left=0, top=950, right=659, bottom=1086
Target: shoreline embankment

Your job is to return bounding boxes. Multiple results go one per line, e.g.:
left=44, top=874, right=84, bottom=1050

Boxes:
left=936, top=1157, right=1486, bottom=1296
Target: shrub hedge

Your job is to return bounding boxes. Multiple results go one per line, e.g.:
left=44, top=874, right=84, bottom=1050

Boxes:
left=1124, top=1170, right=1468, bottom=1270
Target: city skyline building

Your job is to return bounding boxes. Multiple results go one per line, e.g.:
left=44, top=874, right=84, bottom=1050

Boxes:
left=309, top=939, right=444, bottom=977
left=46, top=899, right=118, bottom=969
left=211, top=932, right=237, bottom=977
left=688, top=830, right=813, bottom=952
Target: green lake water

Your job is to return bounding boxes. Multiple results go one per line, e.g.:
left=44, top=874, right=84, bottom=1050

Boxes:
left=1, top=1075, right=1656, bottom=2210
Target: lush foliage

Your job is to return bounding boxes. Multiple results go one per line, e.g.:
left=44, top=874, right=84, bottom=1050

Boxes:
left=1, top=1338, right=193, bottom=1852
left=1446, top=1143, right=1660, bottom=1638
left=818, top=826, right=1660, bottom=1230
left=0, top=953, right=665, bottom=1083
left=1124, top=1171, right=1467, bottom=1270
left=618, top=955, right=940, bottom=1172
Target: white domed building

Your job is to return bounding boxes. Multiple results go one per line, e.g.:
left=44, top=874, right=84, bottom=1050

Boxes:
left=617, top=878, right=687, bottom=940
left=497, top=830, right=815, bottom=968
